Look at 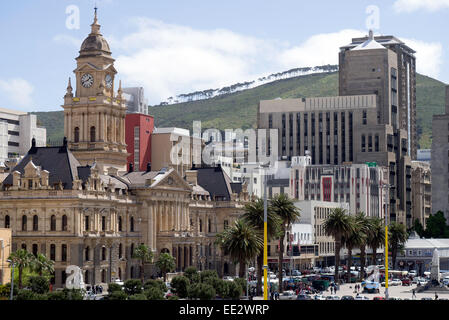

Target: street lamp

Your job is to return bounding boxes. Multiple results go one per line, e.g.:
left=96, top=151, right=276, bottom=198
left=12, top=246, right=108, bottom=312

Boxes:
left=382, top=183, right=390, bottom=300
left=260, top=162, right=270, bottom=300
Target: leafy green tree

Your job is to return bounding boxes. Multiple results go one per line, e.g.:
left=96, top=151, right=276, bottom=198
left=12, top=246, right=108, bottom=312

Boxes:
left=107, top=283, right=122, bottom=293
left=15, top=289, right=47, bottom=300
left=32, top=253, right=54, bottom=278
left=156, top=252, right=176, bottom=282
left=270, top=193, right=301, bottom=292
left=388, top=222, right=408, bottom=269
left=200, top=270, right=219, bottom=282
left=412, top=218, right=425, bottom=238
left=233, top=278, right=247, bottom=295
left=28, top=276, right=50, bottom=294
left=108, top=290, right=128, bottom=300
left=188, top=283, right=216, bottom=300
left=425, top=211, right=449, bottom=238
left=342, top=215, right=366, bottom=282
left=217, top=219, right=262, bottom=278
left=241, top=198, right=280, bottom=295
left=8, top=249, right=34, bottom=289
left=123, top=279, right=143, bottom=296
left=145, top=287, right=165, bottom=300
left=367, top=217, right=385, bottom=265
left=323, top=208, right=353, bottom=284
left=170, top=275, right=190, bottom=298
left=132, top=244, right=154, bottom=284
left=128, top=293, right=147, bottom=300
left=214, top=279, right=229, bottom=298
left=184, top=266, right=200, bottom=284
left=227, top=281, right=242, bottom=300
left=143, top=279, right=167, bottom=292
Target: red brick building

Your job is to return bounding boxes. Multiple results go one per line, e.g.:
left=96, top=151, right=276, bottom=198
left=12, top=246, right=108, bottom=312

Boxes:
left=125, top=113, right=154, bottom=171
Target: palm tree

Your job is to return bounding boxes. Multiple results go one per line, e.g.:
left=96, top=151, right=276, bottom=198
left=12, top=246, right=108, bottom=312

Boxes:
left=367, top=217, right=385, bottom=266
left=156, top=252, right=175, bottom=282
left=132, top=244, right=154, bottom=284
left=388, top=222, right=408, bottom=269
left=323, top=207, right=353, bottom=284
left=241, top=198, right=280, bottom=296
left=270, top=193, right=300, bottom=292
left=32, top=253, right=55, bottom=277
left=355, top=212, right=370, bottom=280
left=342, top=216, right=365, bottom=282
left=8, top=249, right=34, bottom=289
left=217, top=219, right=263, bottom=278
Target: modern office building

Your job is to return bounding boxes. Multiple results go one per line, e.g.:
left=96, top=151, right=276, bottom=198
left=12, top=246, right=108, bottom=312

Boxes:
left=125, top=113, right=154, bottom=171
left=431, top=86, right=449, bottom=222
left=411, top=161, right=431, bottom=227
left=258, top=31, right=415, bottom=226
left=290, top=155, right=387, bottom=217
left=0, top=107, right=46, bottom=163
left=123, top=87, right=149, bottom=115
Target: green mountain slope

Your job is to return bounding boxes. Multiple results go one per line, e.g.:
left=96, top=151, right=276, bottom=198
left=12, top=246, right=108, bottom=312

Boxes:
left=34, top=71, right=446, bottom=149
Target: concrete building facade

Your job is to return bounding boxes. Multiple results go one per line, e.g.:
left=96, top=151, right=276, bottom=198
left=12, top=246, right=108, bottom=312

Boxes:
left=0, top=228, right=11, bottom=285
left=411, top=161, right=431, bottom=227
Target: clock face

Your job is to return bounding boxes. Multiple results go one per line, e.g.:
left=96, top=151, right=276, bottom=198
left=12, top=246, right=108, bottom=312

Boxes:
left=81, top=73, right=94, bottom=88
left=105, top=74, right=113, bottom=89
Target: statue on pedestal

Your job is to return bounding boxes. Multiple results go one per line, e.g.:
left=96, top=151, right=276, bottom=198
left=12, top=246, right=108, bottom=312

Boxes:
left=430, top=248, right=440, bottom=284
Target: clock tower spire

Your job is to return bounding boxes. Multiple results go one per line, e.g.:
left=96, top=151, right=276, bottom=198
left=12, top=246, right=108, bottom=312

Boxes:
left=62, top=8, right=128, bottom=173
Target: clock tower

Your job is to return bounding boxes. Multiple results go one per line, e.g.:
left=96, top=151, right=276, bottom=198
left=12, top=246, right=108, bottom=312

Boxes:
left=62, top=9, right=128, bottom=172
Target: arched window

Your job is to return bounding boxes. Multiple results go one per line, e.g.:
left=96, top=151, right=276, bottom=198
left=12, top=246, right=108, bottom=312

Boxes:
left=101, top=216, right=106, bottom=231
left=61, top=244, right=67, bottom=261
left=85, top=216, right=89, bottom=231
left=74, top=127, right=80, bottom=143
left=130, top=217, right=134, bottom=232
left=32, top=244, right=38, bottom=256
left=50, top=215, right=56, bottom=231
left=118, top=216, right=122, bottom=232
left=22, top=215, right=27, bottom=231
left=119, top=243, right=123, bottom=259
left=33, top=215, right=38, bottom=231
left=102, top=247, right=106, bottom=260
left=90, top=126, right=96, bottom=142
left=62, top=215, right=68, bottom=231
left=4, top=215, right=10, bottom=228
left=85, top=247, right=90, bottom=261
left=21, top=243, right=27, bottom=250
left=50, top=244, right=56, bottom=261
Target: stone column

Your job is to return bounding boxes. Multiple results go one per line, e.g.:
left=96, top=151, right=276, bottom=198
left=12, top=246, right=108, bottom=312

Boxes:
left=96, top=112, right=100, bottom=141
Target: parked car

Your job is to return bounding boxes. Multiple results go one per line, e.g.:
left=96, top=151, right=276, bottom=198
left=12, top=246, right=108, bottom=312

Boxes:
left=401, top=278, right=411, bottom=286
left=330, top=295, right=340, bottom=300
left=373, top=296, right=385, bottom=300
left=341, top=295, right=355, bottom=300
left=388, top=297, right=402, bottom=300
left=391, top=279, right=402, bottom=286
left=313, top=295, right=326, bottom=300
left=418, top=279, right=428, bottom=286
left=280, top=290, right=296, bottom=300
left=409, top=270, right=417, bottom=277
left=296, top=294, right=312, bottom=300
left=354, top=295, right=369, bottom=300
left=421, top=297, right=433, bottom=300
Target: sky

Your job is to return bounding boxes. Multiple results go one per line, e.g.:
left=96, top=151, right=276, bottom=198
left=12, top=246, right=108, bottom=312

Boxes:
left=0, top=0, right=448, bottom=112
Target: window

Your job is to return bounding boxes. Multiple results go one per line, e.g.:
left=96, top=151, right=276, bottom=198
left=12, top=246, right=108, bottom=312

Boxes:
left=268, top=114, right=273, bottom=128
left=8, top=141, right=19, bottom=147
left=375, top=135, right=379, bottom=152
left=224, top=220, right=229, bottom=230
left=22, top=243, right=26, bottom=250
left=74, top=127, right=80, bottom=143
left=102, top=216, right=106, bottom=231
left=208, top=219, right=211, bottom=233
left=61, top=270, right=67, bottom=285
left=199, top=219, right=203, bottom=232
left=361, top=135, right=366, bottom=152
left=102, top=247, right=106, bottom=260
left=131, top=243, right=135, bottom=256
left=85, top=247, right=90, bottom=261
left=4, top=215, right=10, bottom=228
left=62, top=215, right=67, bottom=231
left=28, top=179, right=33, bottom=190
left=85, top=216, right=89, bottom=231
left=32, top=244, right=38, bottom=256
left=90, top=126, right=96, bottom=142
left=134, top=126, right=140, bottom=169
left=368, top=135, right=373, bottom=152
left=50, top=244, right=56, bottom=261
left=363, top=111, right=367, bottom=125
left=130, top=217, right=135, bottom=232
left=61, top=244, right=67, bottom=261
left=33, top=215, right=38, bottom=231
left=101, top=270, right=106, bottom=283
left=119, top=243, right=123, bottom=259
left=50, top=215, right=56, bottom=231
left=118, top=216, right=122, bottom=232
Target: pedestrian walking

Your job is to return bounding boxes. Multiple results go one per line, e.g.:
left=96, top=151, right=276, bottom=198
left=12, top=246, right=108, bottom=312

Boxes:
left=435, top=292, right=438, bottom=300
left=412, top=289, right=416, bottom=299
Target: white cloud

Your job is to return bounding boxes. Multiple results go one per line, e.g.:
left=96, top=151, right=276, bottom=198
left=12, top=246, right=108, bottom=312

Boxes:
left=54, top=19, right=444, bottom=103
left=0, top=78, right=35, bottom=110
left=394, top=0, right=449, bottom=12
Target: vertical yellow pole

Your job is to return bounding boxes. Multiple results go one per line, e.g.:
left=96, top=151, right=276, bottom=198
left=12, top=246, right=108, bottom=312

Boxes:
left=385, top=224, right=389, bottom=298
left=264, top=221, right=268, bottom=300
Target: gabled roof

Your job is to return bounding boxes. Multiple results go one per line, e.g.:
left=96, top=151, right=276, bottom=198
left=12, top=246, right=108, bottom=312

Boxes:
left=193, top=166, right=242, bottom=201
left=2, top=145, right=80, bottom=189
